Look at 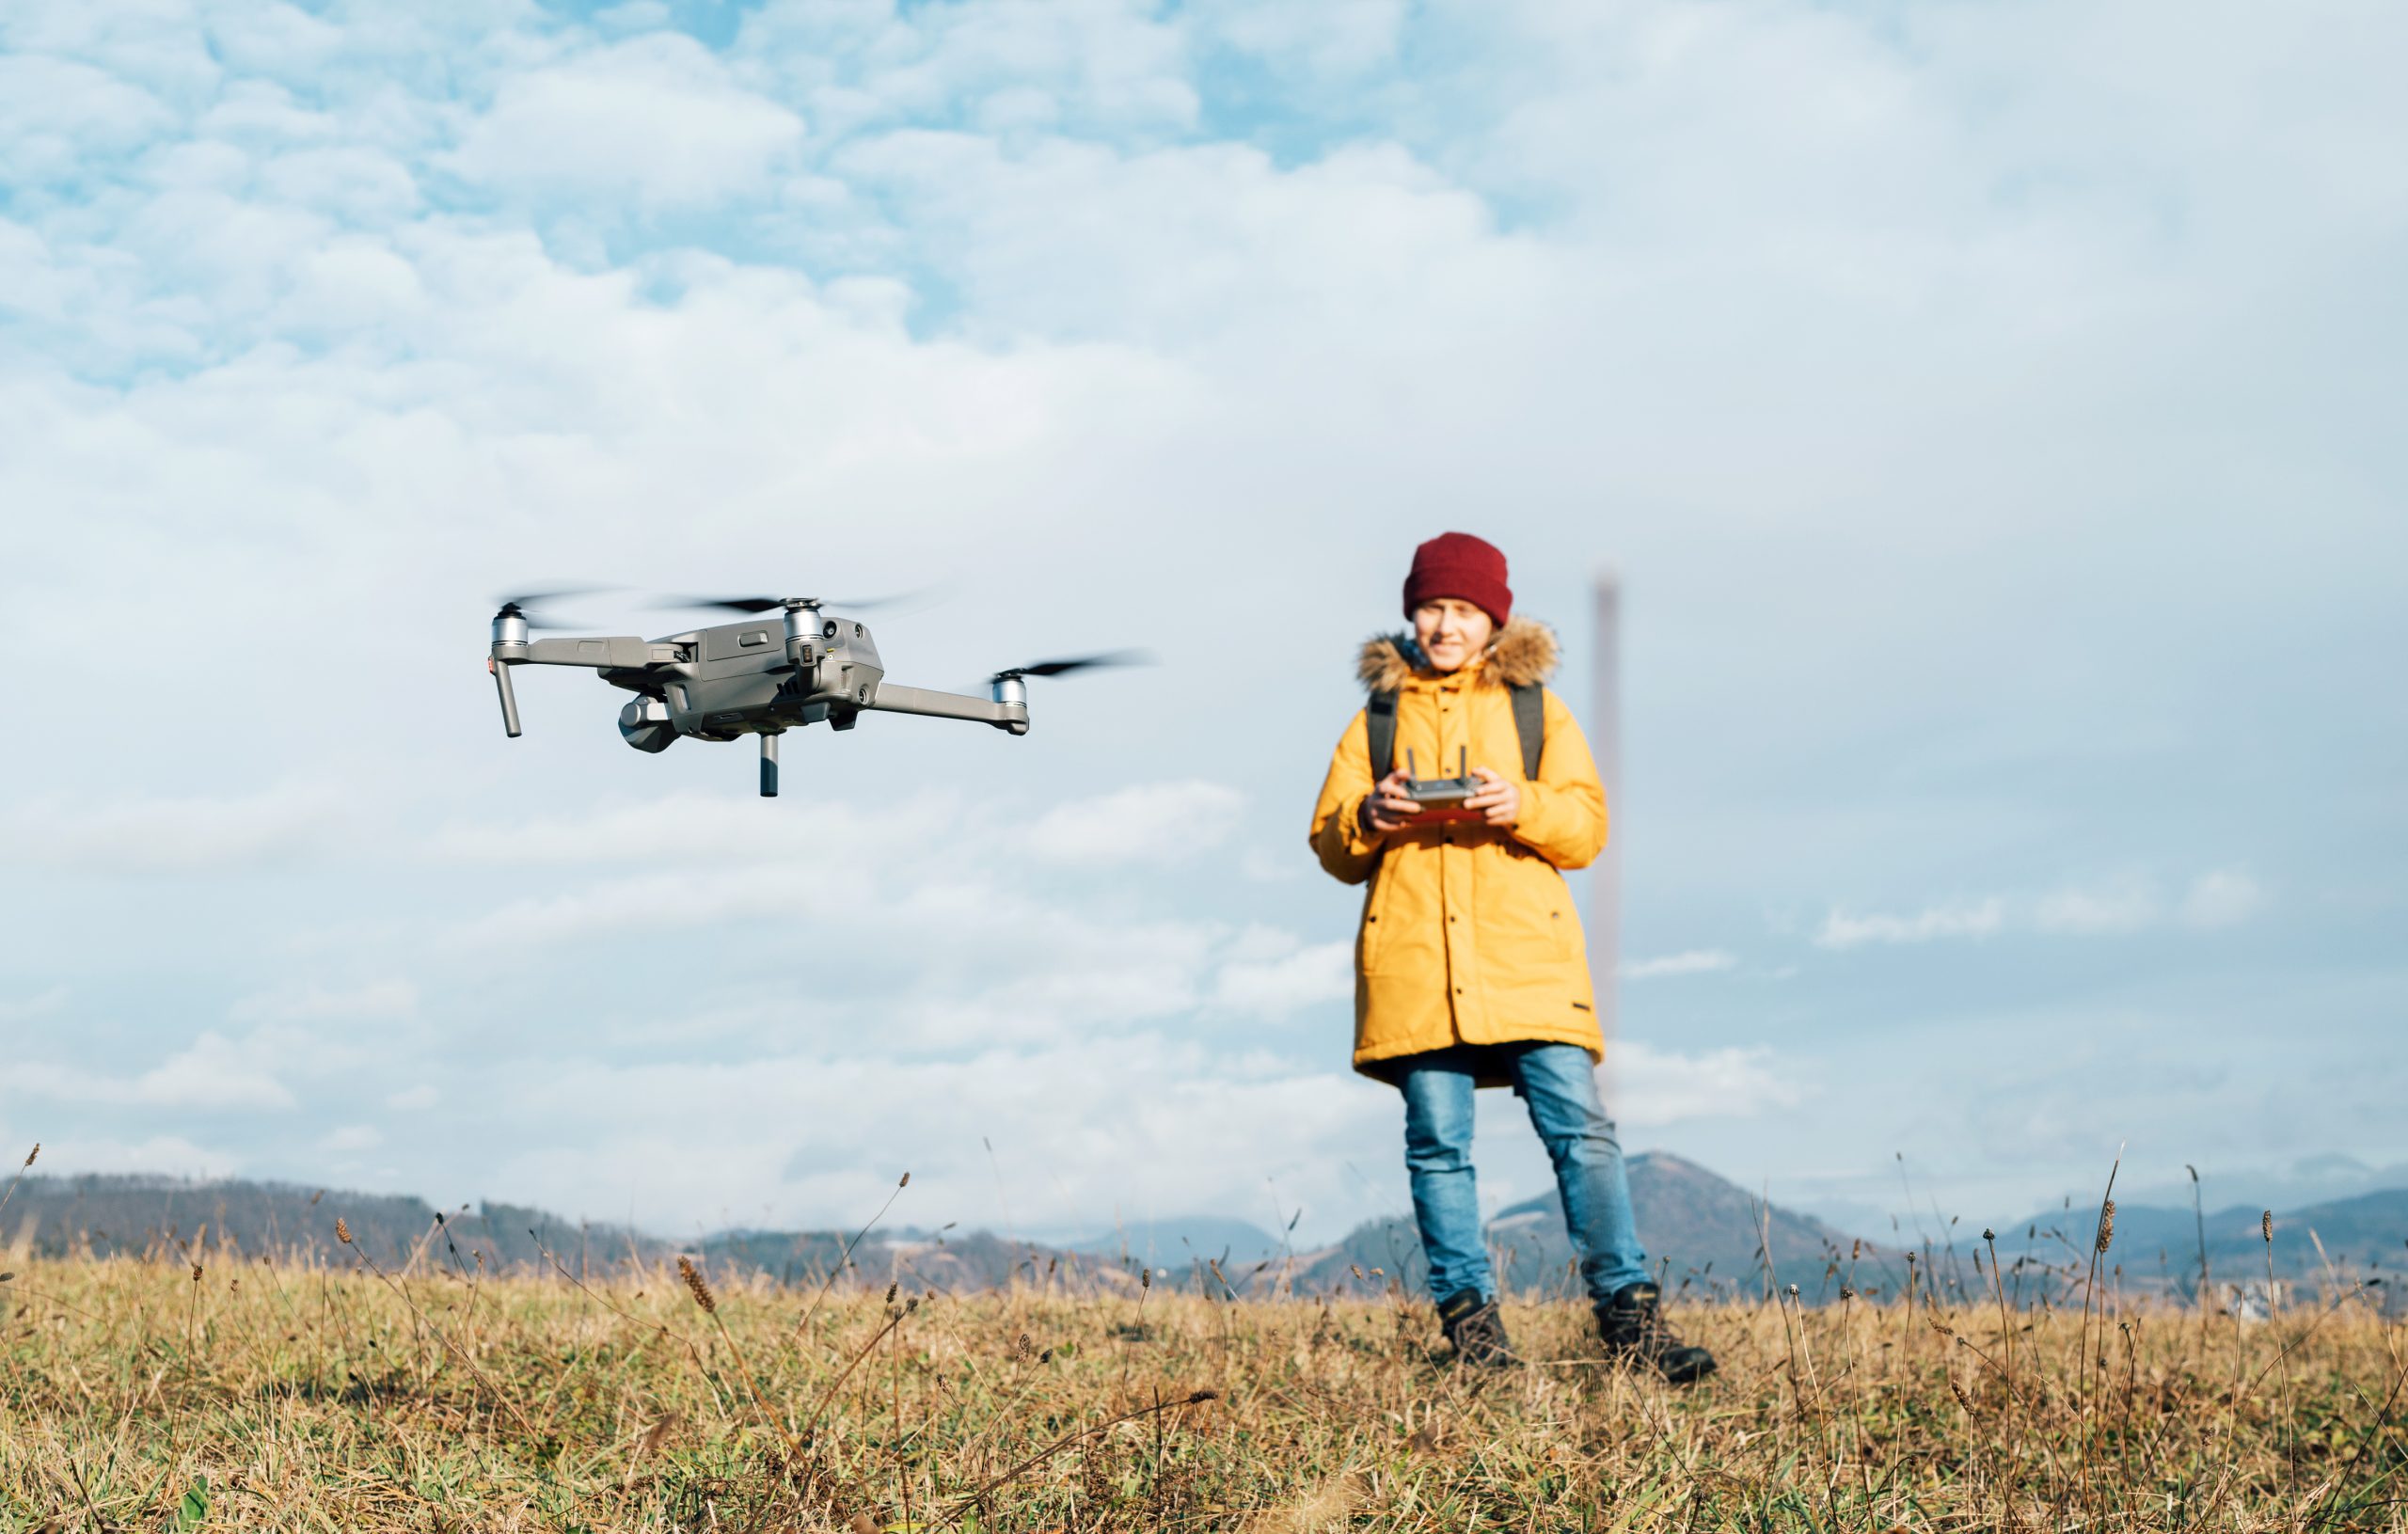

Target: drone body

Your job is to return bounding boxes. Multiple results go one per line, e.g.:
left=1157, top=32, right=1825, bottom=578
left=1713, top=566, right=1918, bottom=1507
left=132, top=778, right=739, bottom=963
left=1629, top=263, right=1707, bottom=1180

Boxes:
left=487, top=594, right=1120, bottom=796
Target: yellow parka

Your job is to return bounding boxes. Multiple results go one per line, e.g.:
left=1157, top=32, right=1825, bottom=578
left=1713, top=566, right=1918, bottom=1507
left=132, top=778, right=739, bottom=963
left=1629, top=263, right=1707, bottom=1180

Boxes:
left=1308, top=617, right=1608, bottom=1081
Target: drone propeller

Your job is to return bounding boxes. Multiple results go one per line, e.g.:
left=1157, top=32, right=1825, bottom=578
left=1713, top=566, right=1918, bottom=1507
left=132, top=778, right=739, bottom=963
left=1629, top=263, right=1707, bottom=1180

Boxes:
left=655, top=590, right=933, bottom=616
left=990, top=651, right=1151, bottom=683
left=494, top=588, right=610, bottom=630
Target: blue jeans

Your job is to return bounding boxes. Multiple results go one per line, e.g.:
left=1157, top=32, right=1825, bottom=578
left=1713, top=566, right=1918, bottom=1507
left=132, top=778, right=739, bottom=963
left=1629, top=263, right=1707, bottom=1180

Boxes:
left=1399, top=1042, right=1649, bottom=1305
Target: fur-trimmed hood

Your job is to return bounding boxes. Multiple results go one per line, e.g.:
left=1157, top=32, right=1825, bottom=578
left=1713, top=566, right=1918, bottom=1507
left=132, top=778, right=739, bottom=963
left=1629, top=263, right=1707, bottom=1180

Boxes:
left=1356, top=616, right=1560, bottom=693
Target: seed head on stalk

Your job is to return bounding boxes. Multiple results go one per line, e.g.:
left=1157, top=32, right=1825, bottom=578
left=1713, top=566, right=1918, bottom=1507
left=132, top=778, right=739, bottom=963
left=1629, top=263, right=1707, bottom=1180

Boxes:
left=678, top=1255, right=799, bottom=1462
left=678, top=1255, right=717, bottom=1315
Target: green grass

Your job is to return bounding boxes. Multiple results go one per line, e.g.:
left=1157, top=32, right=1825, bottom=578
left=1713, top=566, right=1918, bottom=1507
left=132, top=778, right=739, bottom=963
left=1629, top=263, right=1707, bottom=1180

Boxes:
left=1, top=1250, right=2400, bottom=1530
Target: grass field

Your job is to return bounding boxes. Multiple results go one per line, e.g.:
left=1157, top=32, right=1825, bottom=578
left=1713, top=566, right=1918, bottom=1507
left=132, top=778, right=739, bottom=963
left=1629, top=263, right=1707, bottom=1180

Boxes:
left=1, top=1237, right=2400, bottom=1531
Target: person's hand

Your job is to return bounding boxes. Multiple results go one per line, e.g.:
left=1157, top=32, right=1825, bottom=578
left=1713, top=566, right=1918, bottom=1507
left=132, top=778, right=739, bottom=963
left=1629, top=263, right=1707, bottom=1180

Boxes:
left=1465, top=767, right=1520, bottom=828
left=1358, top=767, right=1421, bottom=836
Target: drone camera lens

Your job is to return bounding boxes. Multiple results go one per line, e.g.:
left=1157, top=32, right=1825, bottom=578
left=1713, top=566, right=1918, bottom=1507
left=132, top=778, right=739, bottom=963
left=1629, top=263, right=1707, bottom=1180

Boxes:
left=618, top=695, right=677, bottom=754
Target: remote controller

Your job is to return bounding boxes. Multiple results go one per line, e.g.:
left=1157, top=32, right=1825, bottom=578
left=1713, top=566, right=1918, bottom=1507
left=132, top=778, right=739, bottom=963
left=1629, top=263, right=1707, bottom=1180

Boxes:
left=1403, top=748, right=1482, bottom=822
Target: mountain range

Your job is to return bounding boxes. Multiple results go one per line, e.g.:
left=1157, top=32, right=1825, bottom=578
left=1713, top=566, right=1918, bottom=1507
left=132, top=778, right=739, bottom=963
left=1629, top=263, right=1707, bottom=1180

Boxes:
left=1991, top=1187, right=2408, bottom=1300
left=6, top=1157, right=2398, bottom=1305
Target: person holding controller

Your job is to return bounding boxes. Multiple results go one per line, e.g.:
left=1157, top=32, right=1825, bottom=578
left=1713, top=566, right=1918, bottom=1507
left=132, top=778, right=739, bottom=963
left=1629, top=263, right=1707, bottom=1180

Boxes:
left=1308, top=532, right=1715, bottom=1381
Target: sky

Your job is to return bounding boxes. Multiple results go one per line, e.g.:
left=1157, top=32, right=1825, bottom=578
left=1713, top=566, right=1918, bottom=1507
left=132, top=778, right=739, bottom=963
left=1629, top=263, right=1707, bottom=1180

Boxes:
left=2, top=0, right=2402, bottom=1251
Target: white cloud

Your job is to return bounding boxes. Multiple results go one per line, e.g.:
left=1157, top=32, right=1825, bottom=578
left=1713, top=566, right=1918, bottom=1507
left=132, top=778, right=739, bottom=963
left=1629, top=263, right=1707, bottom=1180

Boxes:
left=429, top=791, right=946, bottom=868
left=489, top=1034, right=1390, bottom=1235
left=1814, top=898, right=2005, bottom=950
left=386, top=1084, right=438, bottom=1111
left=446, top=35, right=805, bottom=210
left=2180, top=868, right=2267, bottom=929
left=319, top=1124, right=382, bottom=1153
left=1822, top=870, right=2270, bottom=949
left=2034, top=877, right=2161, bottom=935
left=1615, top=1042, right=1806, bottom=1126
left=0, top=53, right=172, bottom=183
left=1212, top=938, right=1351, bottom=1016
left=0, top=786, right=353, bottom=872
left=7, top=1032, right=296, bottom=1111
left=736, top=0, right=1196, bottom=139
left=1621, top=948, right=1737, bottom=980
left=12, top=1135, right=239, bottom=1180
left=1201, top=0, right=1405, bottom=77
left=1023, top=780, right=1247, bottom=865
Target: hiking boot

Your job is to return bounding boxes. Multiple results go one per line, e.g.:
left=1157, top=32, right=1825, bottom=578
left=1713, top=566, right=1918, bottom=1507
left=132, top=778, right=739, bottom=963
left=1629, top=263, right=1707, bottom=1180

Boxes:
left=1436, top=1289, right=1520, bottom=1368
left=1596, top=1281, right=1717, bottom=1384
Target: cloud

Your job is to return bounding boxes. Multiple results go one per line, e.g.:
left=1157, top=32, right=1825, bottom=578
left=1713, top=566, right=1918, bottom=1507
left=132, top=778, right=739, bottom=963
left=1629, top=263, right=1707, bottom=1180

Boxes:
left=319, top=1124, right=382, bottom=1153
left=1820, top=869, right=2271, bottom=949
left=7, top=1032, right=296, bottom=1111
left=1212, top=937, right=1351, bottom=1016
left=2180, top=869, right=2267, bottom=929
left=230, top=979, right=418, bottom=1023
left=1616, top=1043, right=1806, bottom=1126
left=432, top=791, right=956, bottom=868
left=2034, top=877, right=2161, bottom=936
left=1814, top=899, right=2005, bottom=950
left=1023, top=781, right=1248, bottom=865
left=488, top=1035, right=1393, bottom=1236
left=446, top=35, right=805, bottom=210
left=0, top=786, right=352, bottom=872
left=1621, top=949, right=1737, bottom=980
left=0, top=53, right=173, bottom=183
left=10, top=1135, right=239, bottom=1180
left=386, top=1084, right=438, bottom=1111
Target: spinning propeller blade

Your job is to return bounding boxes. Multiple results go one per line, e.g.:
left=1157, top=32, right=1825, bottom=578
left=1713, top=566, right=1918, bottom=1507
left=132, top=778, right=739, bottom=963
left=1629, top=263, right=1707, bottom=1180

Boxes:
left=990, top=650, right=1151, bottom=683
left=659, top=595, right=788, bottom=614
left=494, top=588, right=611, bottom=630
left=654, top=589, right=936, bottom=616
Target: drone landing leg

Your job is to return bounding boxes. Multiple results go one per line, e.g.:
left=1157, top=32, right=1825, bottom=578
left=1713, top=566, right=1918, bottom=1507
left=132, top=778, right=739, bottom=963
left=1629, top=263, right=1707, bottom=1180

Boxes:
left=759, top=731, right=779, bottom=798
left=490, top=659, right=522, bottom=738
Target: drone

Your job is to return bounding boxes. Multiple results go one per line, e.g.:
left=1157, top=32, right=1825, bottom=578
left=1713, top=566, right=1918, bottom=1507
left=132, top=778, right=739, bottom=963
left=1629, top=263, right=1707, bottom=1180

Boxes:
left=486, top=591, right=1135, bottom=797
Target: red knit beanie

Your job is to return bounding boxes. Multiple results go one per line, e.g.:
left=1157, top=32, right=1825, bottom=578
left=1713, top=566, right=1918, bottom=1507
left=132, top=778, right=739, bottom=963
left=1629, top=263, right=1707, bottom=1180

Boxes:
left=1402, top=531, right=1512, bottom=625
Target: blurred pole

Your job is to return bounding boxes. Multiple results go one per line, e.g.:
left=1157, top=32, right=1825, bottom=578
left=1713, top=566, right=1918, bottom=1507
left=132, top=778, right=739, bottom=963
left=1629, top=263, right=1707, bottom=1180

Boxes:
left=1590, top=570, right=1623, bottom=1101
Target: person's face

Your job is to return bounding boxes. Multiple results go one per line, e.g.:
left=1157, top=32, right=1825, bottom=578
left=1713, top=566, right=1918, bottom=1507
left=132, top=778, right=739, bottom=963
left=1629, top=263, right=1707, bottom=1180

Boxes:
left=1412, top=597, right=1496, bottom=672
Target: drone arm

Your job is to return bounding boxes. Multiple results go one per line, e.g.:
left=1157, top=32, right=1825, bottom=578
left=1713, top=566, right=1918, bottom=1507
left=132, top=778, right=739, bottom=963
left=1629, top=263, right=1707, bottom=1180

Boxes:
left=865, top=683, right=1030, bottom=735
left=515, top=636, right=665, bottom=669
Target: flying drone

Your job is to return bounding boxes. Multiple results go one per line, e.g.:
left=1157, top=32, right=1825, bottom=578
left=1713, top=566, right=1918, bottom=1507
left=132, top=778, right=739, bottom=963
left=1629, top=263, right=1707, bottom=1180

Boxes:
left=486, top=591, right=1135, bottom=797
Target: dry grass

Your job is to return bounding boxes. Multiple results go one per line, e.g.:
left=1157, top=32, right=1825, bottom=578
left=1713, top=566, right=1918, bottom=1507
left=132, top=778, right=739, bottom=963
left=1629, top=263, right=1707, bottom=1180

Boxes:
left=1, top=1249, right=2401, bottom=1531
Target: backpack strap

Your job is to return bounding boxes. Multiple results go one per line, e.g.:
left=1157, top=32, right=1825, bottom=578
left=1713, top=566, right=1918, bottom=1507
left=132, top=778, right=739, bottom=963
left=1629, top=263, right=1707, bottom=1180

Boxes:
left=1368, top=683, right=1542, bottom=782
left=1510, top=682, right=1545, bottom=780
left=1366, top=688, right=1399, bottom=782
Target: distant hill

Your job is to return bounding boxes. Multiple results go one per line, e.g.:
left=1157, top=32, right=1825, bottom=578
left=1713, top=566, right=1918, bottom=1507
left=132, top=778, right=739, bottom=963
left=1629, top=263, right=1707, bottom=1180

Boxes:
left=1065, top=1215, right=1286, bottom=1272
left=1285, top=1152, right=1888, bottom=1304
left=0, top=1174, right=1138, bottom=1294
left=0, top=1173, right=627, bottom=1272
left=1997, top=1188, right=2408, bottom=1300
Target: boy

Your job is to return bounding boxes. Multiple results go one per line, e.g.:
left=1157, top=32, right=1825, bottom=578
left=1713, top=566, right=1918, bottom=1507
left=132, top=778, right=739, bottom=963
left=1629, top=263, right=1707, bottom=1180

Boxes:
left=1308, top=531, right=1714, bottom=1381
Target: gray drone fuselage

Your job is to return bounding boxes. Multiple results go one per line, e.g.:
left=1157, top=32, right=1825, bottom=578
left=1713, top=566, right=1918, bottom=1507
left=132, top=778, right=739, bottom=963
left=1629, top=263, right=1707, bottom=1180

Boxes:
left=488, top=600, right=1028, bottom=795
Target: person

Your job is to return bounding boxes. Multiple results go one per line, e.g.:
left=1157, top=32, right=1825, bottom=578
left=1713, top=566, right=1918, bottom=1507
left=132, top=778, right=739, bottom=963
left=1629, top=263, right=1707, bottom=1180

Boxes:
left=1308, top=531, right=1716, bottom=1382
